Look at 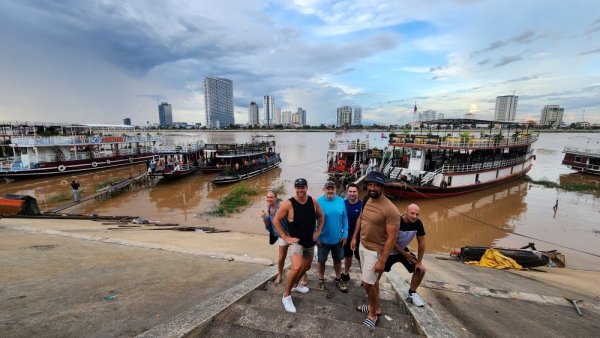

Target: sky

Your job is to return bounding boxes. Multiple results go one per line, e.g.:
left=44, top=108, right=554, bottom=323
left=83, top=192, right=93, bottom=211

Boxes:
left=1, top=0, right=599, bottom=126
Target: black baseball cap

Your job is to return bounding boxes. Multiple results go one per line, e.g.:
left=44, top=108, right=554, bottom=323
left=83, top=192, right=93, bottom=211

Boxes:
left=324, top=180, right=336, bottom=188
left=363, top=171, right=386, bottom=186
left=294, top=178, right=308, bottom=187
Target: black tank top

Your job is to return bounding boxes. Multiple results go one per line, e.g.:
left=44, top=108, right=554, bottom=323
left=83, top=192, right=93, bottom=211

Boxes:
left=288, top=196, right=317, bottom=248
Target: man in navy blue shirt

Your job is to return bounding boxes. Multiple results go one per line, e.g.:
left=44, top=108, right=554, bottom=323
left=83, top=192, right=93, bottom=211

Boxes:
left=341, top=183, right=362, bottom=283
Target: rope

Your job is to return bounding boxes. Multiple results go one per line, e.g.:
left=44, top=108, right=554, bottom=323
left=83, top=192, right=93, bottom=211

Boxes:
left=402, top=183, right=600, bottom=259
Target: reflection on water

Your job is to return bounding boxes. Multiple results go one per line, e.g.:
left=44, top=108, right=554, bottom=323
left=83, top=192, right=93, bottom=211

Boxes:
left=1, top=131, right=599, bottom=270
left=559, top=172, right=600, bottom=188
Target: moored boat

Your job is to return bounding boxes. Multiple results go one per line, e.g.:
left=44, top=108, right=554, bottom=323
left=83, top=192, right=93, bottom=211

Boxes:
left=374, top=119, right=538, bottom=199
left=152, top=142, right=204, bottom=180
left=459, top=246, right=550, bottom=268
left=211, top=135, right=282, bottom=185
left=561, top=137, right=600, bottom=175
left=325, top=131, right=371, bottom=182
left=0, top=123, right=162, bottom=179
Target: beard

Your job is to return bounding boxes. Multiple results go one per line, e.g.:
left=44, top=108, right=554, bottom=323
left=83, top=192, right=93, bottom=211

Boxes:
left=368, top=189, right=381, bottom=198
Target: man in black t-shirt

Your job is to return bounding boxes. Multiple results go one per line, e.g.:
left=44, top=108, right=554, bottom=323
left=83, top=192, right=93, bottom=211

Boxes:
left=384, top=203, right=427, bottom=307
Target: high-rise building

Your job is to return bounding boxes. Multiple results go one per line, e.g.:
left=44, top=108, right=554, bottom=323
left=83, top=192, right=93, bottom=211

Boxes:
left=248, top=101, right=259, bottom=126
left=263, top=95, right=274, bottom=126
left=337, top=106, right=353, bottom=127
left=158, top=102, right=173, bottom=127
left=540, top=105, right=564, bottom=127
left=494, top=95, right=518, bottom=121
left=204, top=77, right=234, bottom=129
left=123, top=117, right=131, bottom=126
left=297, top=107, right=307, bottom=126
left=281, top=110, right=292, bottom=125
left=353, top=106, right=362, bottom=126
left=275, top=108, right=282, bottom=125
left=418, top=110, right=437, bottom=122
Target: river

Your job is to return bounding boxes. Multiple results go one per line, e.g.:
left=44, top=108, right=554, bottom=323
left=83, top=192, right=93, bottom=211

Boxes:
left=1, top=131, right=599, bottom=270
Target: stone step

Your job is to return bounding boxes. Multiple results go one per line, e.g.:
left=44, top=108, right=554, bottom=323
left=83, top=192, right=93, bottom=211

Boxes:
left=200, top=321, right=288, bottom=337
left=210, top=302, right=420, bottom=338
left=262, top=280, right=409, bottom=316
left=249, top=289, right=418, bottom=334
left=301, top=270, right=400, bottom=302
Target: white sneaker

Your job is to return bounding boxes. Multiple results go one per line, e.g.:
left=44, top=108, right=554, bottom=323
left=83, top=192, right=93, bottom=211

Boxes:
left=291, top=285, right=309, bottom=294
left=282, top=295, right=296, bottom=313
left=407, top=292, right=425, bottom=307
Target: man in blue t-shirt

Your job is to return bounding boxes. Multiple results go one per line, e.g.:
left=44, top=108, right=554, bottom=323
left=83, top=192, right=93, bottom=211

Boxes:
left=384, top=203, right=427, bottom=307
left=316, top=180, right=349, bottom=293
left=341, top=183, right=362, bottom=283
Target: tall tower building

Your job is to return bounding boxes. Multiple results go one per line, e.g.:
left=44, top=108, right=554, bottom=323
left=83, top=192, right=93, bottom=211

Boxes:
left=123, top=117, right=131, bottom=126
left=540, top=105, right=564, bottom=127
left=275, top=108, right=282, bottom=125
left=337, top=106, right=353, bottom=127
left=263, top=95, right=274, bottom=126
left=204, top=77, right=234, bottom=129
left=281, top=110, right=292, bottom=125
left=248, top=101, right=259, bottom=126
left=158, top=102, right=173, bottom=127
left=494, top=95, right=518, bottom=121
left=353, top=106, right=362, bottom=126
left=297, top=107, right=307, bottom=126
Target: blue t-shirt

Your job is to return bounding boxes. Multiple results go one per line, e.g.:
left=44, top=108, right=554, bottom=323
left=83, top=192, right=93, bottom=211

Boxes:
left=317, top=195, right=348, bottom=245
left=344, top=199, right=363, bottom=237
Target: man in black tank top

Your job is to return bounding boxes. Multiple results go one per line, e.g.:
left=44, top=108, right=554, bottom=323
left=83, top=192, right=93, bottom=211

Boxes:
left=273, top=178, right=324, bottom=313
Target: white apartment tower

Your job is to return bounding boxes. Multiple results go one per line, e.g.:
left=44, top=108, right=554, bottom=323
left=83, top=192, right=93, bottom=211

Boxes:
left=297, top=107, right=306, bottom=126
left=494, top=95, right=518, bottom=121
left=540, top=105, right=564, bottom=127
left=353, top=106, right=362, bottom=125
left=281, top=110, right=292, bottom=125
left=337, top=106, right=353, bottom=127
left=204, top=77, right=234, bottom=128
left=248, top=101, right=259, bottom=126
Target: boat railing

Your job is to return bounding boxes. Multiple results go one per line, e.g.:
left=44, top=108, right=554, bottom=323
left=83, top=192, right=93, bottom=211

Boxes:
left=10, top=135, right=162, bottom=146
left=563, top=146, right=600, bottom=157
left=442, top=154, right=531, bottom=173
left=328, top=139, right=369, bottom=151
left=155, top=143, right=203, bottom=154
left=392, top=134, right=538, bottom=148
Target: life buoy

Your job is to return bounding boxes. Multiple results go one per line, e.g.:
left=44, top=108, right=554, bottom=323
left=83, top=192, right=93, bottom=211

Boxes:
left=106, top=160, right=111, bottom=165
left=58, top=165, right=66, bottom=172
left=91, top=162, right=98, bottom=168
left=129, top=158, right=134, bottom=163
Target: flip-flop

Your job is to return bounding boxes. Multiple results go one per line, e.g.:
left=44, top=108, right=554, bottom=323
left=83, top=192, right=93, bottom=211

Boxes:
left=362, top=316, right=378, bottom=328
left=356, top=304, right=382, bottom=316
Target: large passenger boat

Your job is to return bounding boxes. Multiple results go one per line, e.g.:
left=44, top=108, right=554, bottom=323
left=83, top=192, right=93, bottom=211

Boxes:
left=0, top=123, right=162, bottom=179
left=211, top=135, right=281, bottom=185
left=325, top=132, right=370, bottom=181
left=152, top=142, right=204, bottom=180
left=375, top=119, right=538, bottom=199
left=561, top=137, right=600, bottom=175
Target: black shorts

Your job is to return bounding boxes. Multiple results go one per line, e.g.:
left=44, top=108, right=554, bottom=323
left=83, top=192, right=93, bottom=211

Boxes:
left=384, top=248, right=416, bottom=273
left=343, top=240, right=360, bottom=260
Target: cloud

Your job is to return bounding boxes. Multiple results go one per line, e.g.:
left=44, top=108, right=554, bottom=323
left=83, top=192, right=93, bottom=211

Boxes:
left=471, top=30, right=537, bottom=56
left=579, top=47, right=600, bottom=55
left=493, top=55, right=523, bottom=68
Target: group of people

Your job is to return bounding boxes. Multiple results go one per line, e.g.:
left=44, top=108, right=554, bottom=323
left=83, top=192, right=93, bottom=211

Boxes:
left=262, top=171, right=427, bottom=328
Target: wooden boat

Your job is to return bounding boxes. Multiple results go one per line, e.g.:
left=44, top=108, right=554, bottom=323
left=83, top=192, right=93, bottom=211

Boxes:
left=325, top=131, right=370, bottom=183
left=459, top=246, right=550, bottom=268
left=152, top=142, right=204, bottom=180
left=211, top=135, right=282, bottom=185
left=373, top=118, right=538, bottom=199
left=561, top=137, right=600, bottom=175
left=0, top=122, right=162, bottom=179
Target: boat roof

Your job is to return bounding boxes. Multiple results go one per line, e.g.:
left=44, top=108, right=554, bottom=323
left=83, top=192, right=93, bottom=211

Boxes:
left=423, top=118, right=534, bottom=126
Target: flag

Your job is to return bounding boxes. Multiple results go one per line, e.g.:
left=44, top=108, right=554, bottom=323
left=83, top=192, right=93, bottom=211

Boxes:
left=413, top=102, right=417, bottom=114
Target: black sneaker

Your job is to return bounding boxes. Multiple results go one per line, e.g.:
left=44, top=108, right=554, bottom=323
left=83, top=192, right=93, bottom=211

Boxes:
left=341, top=272, right=350, bottom=282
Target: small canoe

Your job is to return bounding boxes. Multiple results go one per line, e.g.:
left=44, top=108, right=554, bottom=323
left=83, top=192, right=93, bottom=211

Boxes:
left=460, top=246, right=550, bottom=268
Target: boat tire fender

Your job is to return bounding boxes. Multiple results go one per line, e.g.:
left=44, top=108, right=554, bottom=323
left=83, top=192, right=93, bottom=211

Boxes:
left=106, top=160, right=111, bottom=165
left=129, top=158, right=133, bottom=163
left=91, top=162, right=98, bottom=168
left=58, top=165, right=66, bottom=172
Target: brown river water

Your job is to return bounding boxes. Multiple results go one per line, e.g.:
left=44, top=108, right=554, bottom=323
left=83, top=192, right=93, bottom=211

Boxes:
left=1, top=131, right=599, bottom=270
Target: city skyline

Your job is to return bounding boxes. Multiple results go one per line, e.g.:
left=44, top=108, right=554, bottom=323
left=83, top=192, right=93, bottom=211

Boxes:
left=1, top=1, right=599, bottom=126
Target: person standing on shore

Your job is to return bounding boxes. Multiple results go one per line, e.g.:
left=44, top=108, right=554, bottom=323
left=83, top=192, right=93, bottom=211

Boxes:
left=262, top=190, right=288, bottom=284
left=350, top=171, right=399, bottom=328
left=341, top=183, right=362, bottom=283
left=384, top=203, right=427, bottom=307
left=272, top=178, right=324, bottom=313
left=316, top=180, right=348, bottom=293
left=71, top=180, right=80, bottom=202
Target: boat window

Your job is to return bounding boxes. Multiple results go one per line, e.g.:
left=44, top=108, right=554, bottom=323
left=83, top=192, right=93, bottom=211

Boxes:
left=412, top=149, right=422, bottom=159
left=574, top=156, right=582, bottom=163
left=447, top=176, right=452, bottom=187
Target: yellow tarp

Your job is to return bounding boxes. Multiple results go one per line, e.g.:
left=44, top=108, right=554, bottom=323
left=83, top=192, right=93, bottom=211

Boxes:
left=466, top=248, right=523, bottom=270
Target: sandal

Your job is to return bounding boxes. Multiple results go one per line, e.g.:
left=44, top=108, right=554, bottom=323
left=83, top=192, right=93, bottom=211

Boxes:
left=362, top=316, right=378, bottom=328
left=356, top=304, right=382, bottom=316
left=317, top=278, right=325, bottom=290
